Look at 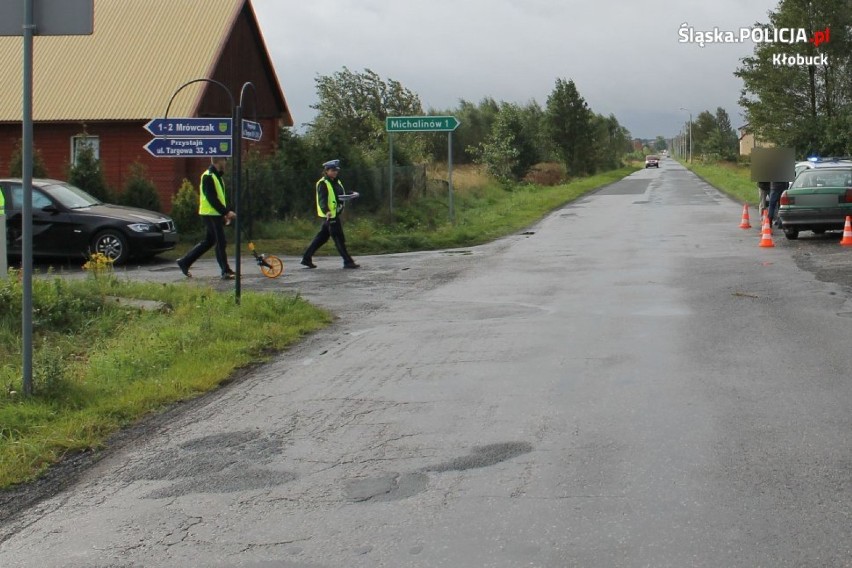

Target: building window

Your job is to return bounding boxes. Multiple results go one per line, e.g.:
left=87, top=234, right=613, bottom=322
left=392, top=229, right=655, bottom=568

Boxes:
left=71, top=135, right=100, bottom=166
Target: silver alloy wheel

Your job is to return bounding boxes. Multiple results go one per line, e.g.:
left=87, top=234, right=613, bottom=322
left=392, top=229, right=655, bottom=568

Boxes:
left=93, top=230, right=128, bottom=264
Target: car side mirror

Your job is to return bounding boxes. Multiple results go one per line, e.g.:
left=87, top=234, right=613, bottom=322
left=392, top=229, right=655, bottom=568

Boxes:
left=41, top=205, right=59, bottom=214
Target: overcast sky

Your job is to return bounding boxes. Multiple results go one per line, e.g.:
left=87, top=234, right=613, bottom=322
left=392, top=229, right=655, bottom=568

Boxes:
left=252, top=0, right=781, bottom=140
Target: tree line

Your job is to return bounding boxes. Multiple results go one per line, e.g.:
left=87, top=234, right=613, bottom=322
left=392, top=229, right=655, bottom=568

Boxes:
left=281, top=68, right=634, bottom=183
left=735, top=0, right=852, bottom=157
left=174, top=68, right=638, bottom=232
left=671, top=107, right=740, bottom=162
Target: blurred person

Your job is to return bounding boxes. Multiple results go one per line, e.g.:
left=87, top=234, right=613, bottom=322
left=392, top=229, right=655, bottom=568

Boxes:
left=767, top=181, right=788, bottom=228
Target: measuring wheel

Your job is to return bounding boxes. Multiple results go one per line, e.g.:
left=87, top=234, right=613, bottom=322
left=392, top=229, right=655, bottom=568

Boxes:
left=259, top=254, right=284, bottom=278
left=248, top=242, right=284, bottom=279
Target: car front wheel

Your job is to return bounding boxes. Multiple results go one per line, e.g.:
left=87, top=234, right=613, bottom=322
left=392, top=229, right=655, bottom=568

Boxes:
left=92, top=229, right=129, bottom=265
left=783, top=228, right=799, bottom=240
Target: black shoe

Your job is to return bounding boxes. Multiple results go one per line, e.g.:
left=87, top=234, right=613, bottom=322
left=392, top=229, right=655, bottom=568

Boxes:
left=176, top=259, right=192, bottom=278
left=221, top=272, right=235, bottom=280
left=301, top=259, right=317, bottom=269
left=224, top=268, right=236, bottom=276
left=343, top=262, right=360, bottom=269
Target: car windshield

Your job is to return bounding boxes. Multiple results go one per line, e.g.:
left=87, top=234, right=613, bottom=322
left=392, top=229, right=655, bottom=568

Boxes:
left=42, top=182, right=102, bottom=209
left=647, top=156, right=658, bottom=160
left=792, top=169, right=852, bottom=189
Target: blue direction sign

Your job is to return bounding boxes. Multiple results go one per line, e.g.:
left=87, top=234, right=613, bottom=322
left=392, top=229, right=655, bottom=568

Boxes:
left=144, top=137, right=232, bottom=158
left=144, top=118, right=232, bottom=137
left=241, top=119, right=263, bottom=142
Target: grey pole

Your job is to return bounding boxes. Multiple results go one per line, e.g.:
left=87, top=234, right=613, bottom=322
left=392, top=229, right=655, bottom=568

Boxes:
left=448, top=132, right=454, bottom=222
left=679, top=107, right=692, bottom=163
left=388, top=132, right=394, bottom=218
left=21, top=0, right=34, bottom=396
left=233, top=102, right=242, bottom=305
left=688, top=113, right=693, bottom=163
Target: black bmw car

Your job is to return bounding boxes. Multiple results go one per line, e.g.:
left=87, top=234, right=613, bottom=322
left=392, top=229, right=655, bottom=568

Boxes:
left=1, top=178, right=178, bottom=265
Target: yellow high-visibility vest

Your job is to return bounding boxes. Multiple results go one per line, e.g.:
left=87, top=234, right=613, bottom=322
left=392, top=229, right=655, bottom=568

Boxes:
left=315, top=177, right=340, bottom=218
left=198, top=170, right=226, bottom=216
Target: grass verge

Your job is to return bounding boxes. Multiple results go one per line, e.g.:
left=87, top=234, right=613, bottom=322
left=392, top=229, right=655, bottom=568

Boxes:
left=0, top=274, right=330, bottom=488
left=685, top=161, right=756, bottom=205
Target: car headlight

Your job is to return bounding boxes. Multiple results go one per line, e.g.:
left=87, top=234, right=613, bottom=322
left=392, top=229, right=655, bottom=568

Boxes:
left=127, top=223, right=156, bottom=233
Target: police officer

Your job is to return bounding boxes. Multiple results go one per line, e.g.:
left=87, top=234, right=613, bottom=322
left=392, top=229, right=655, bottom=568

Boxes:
left=301, top=159, right=359, bottom=269
left=177, top=157, right=236, bottom=279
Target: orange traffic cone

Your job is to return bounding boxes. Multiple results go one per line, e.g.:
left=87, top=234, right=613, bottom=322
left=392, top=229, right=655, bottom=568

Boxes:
left=840, top=216, right=852, bottom=246
left=759, top=211, right=775, bottom=248
left=739, top=203, right=752, bottom=229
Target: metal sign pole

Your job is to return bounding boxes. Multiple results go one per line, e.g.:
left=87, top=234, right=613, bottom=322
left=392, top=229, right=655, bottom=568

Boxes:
left=233, top=81, right=257, bottom=306
left=5, top=0, right=93, bottom=396
left=385, top=115, right=460, bottom=224
left=388, top=132, right=394, bottom=219
left=448, top=131, right=454, bottom=222
left=21, top=0, right=34, bottom=396
left=233, top=103, right=242, bottom=305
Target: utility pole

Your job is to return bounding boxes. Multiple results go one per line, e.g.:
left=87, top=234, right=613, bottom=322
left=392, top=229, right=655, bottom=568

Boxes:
left=680, top=107, right=693, bottom=162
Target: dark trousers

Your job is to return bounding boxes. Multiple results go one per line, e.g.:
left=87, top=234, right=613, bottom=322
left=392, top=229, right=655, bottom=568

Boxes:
left=303, top=218, right=354, bottom=264
left=183, top=215, right=231, bottom=273
left=768, top=189, right=784, bottom=225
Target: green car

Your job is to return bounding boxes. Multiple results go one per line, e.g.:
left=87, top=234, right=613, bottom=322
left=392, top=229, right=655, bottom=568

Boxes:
left=778, top=162, right=852, bottom=240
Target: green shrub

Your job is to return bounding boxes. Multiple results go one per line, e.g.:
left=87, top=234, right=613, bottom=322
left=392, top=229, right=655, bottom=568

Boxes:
left=8, top=138, right=48, bottom=178
left=171, top=178, right=202, bottom=236
left=67, top=144, right=113, bottom=202
left=118, top=162, right=161, bottom=212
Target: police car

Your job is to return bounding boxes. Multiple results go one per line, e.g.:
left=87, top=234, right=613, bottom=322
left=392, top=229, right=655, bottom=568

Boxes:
left=778, top=157, right=852, bottom=240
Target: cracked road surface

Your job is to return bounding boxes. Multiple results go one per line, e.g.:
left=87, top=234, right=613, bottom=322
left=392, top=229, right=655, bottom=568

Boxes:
left=3, top=160, right=852, bottom=567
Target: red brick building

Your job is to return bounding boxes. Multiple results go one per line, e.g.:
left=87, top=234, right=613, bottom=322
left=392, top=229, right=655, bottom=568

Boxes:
left=0, top=0, right=291, bottom=212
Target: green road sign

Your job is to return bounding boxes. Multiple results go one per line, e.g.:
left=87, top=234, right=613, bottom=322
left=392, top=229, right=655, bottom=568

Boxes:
left=386, top=116, right=460, bottom=132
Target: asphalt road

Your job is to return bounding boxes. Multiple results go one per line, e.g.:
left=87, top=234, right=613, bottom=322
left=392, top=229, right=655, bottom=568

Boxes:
left=3, top=160, right=852, bottom=567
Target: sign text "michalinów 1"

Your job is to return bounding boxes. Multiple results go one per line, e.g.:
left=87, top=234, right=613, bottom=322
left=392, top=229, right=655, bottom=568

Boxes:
left=386, top=116, right=460, bottom=132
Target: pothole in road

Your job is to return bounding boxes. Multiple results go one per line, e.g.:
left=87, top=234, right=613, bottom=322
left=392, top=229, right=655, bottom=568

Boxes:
left=344, top=473, right=429, bottom=502
left=343, top=442, right=533, bottom=503
left=124, top=430, right=297, bottom=499
left=423, top=442, right=533, bottom=473
left=147, top=469, right=297, bottom=499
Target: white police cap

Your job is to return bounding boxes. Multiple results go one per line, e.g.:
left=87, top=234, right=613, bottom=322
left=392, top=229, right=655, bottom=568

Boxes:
left=322, top=159, right=341, bottom=170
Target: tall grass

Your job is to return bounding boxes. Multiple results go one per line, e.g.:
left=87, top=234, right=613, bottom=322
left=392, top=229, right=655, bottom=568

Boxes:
left=0, top=274, right=329, bottom=487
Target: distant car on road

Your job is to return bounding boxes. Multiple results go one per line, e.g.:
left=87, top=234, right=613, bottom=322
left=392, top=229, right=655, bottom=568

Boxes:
left=645, top=155, right=660, bottom=168
left=1, top=178, right=178, bottom=265
left=778, top=160, right=852, bottom=240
